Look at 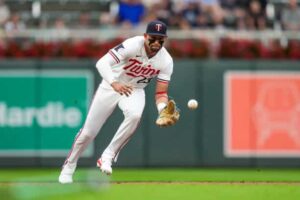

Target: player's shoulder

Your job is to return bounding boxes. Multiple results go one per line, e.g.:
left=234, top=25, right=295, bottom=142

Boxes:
left=123, top=36, right=144, bottom=49
left=159, top=47, right=173, bottom=63
left=112, top=36, right=144, bottom=58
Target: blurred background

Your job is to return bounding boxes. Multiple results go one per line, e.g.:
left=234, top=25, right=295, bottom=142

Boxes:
left=0, top=0, right=300, bottom=169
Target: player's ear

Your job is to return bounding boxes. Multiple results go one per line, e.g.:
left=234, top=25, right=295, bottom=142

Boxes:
left=144, top=33, right=148, bottom=39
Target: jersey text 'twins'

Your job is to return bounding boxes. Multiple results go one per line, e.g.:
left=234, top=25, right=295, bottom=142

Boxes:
left=123, top=58, right=160, bottom=78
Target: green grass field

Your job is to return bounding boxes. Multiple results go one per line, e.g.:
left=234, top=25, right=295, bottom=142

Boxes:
left=1, top=168, right=300, bottom=200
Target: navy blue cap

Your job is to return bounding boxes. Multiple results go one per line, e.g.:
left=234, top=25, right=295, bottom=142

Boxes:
left=146, top=20, right=167, bottom=36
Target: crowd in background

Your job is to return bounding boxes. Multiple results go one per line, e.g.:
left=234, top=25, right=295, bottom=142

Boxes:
left=112, top=0, right=269, bottom=30
left=0, top=0, right=300, bottom=33
left=0, top=0, right=300, bottom=60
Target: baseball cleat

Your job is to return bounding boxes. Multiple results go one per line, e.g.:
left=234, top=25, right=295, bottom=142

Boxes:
left=97, top=158, right=112, bottom=175
left=58, top=163, right=76, bottom=184
left=58, top=173, right=73, bottom=184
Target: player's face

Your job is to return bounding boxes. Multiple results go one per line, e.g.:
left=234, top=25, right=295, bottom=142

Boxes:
left=144, top=34, right=166, bottom=56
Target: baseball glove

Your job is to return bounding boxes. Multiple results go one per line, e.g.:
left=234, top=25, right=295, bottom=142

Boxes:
left=156, top=100, right=180, bottom=127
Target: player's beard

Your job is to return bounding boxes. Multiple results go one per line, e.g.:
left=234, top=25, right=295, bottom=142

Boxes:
left=145, top=42, right=162, bottom=57
left=149, top=45, right=161, bottom=54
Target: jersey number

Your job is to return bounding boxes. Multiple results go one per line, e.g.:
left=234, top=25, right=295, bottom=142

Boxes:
left=137, top=77, right=153, bottom=84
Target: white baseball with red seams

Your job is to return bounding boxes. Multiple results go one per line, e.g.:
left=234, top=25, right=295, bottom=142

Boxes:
left=188, top=99, right=198, bottom=110
left=59, top=35, right=173, bottom=182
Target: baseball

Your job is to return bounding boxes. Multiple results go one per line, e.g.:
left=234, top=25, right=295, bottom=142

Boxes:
left=187, top=99, right=198, bottom=110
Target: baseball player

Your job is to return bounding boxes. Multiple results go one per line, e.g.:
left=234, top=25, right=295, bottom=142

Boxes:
left=59, top=20, right=179, bottom=184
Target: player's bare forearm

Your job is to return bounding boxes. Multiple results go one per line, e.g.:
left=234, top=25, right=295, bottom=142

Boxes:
left=155, top=80, right=169, bottom=112
left=155, top=81, right=169, bottom=103
left=156, top=95, right=168, bottom=105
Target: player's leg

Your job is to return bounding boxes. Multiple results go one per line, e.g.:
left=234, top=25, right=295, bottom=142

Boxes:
left=98, top=89, right=145, bottom=175
left=59, top=86, right=120, bottom=183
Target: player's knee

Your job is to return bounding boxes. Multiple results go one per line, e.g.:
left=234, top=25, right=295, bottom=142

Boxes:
left=126, top=112, right=142, bottom=122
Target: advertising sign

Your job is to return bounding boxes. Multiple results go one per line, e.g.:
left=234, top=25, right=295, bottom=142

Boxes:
left=0, top=70, right=93, bottom=157
left=224, top=71, right=300, bottom=157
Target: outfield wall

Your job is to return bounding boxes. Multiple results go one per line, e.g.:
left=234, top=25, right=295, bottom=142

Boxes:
left=0, top=59, right=300, bottom=167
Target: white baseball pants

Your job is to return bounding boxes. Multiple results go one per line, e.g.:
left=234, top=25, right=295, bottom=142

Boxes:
left=63, top=85, right=145, bottom=169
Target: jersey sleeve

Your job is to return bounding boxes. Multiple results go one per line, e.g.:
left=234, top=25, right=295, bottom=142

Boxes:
left=109, top=37, right=139, bottom=63
left=157, top=59, right=173, bottom=83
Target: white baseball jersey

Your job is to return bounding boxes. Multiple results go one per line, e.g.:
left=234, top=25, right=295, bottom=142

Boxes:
left=99, top=36, right=173, bottom=89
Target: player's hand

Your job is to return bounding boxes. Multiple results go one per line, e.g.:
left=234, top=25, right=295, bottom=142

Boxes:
left=111, top=82, right=133, bottom=97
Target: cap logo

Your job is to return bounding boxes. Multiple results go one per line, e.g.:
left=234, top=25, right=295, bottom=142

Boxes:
left=155, top=24, right=162, bottom=32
